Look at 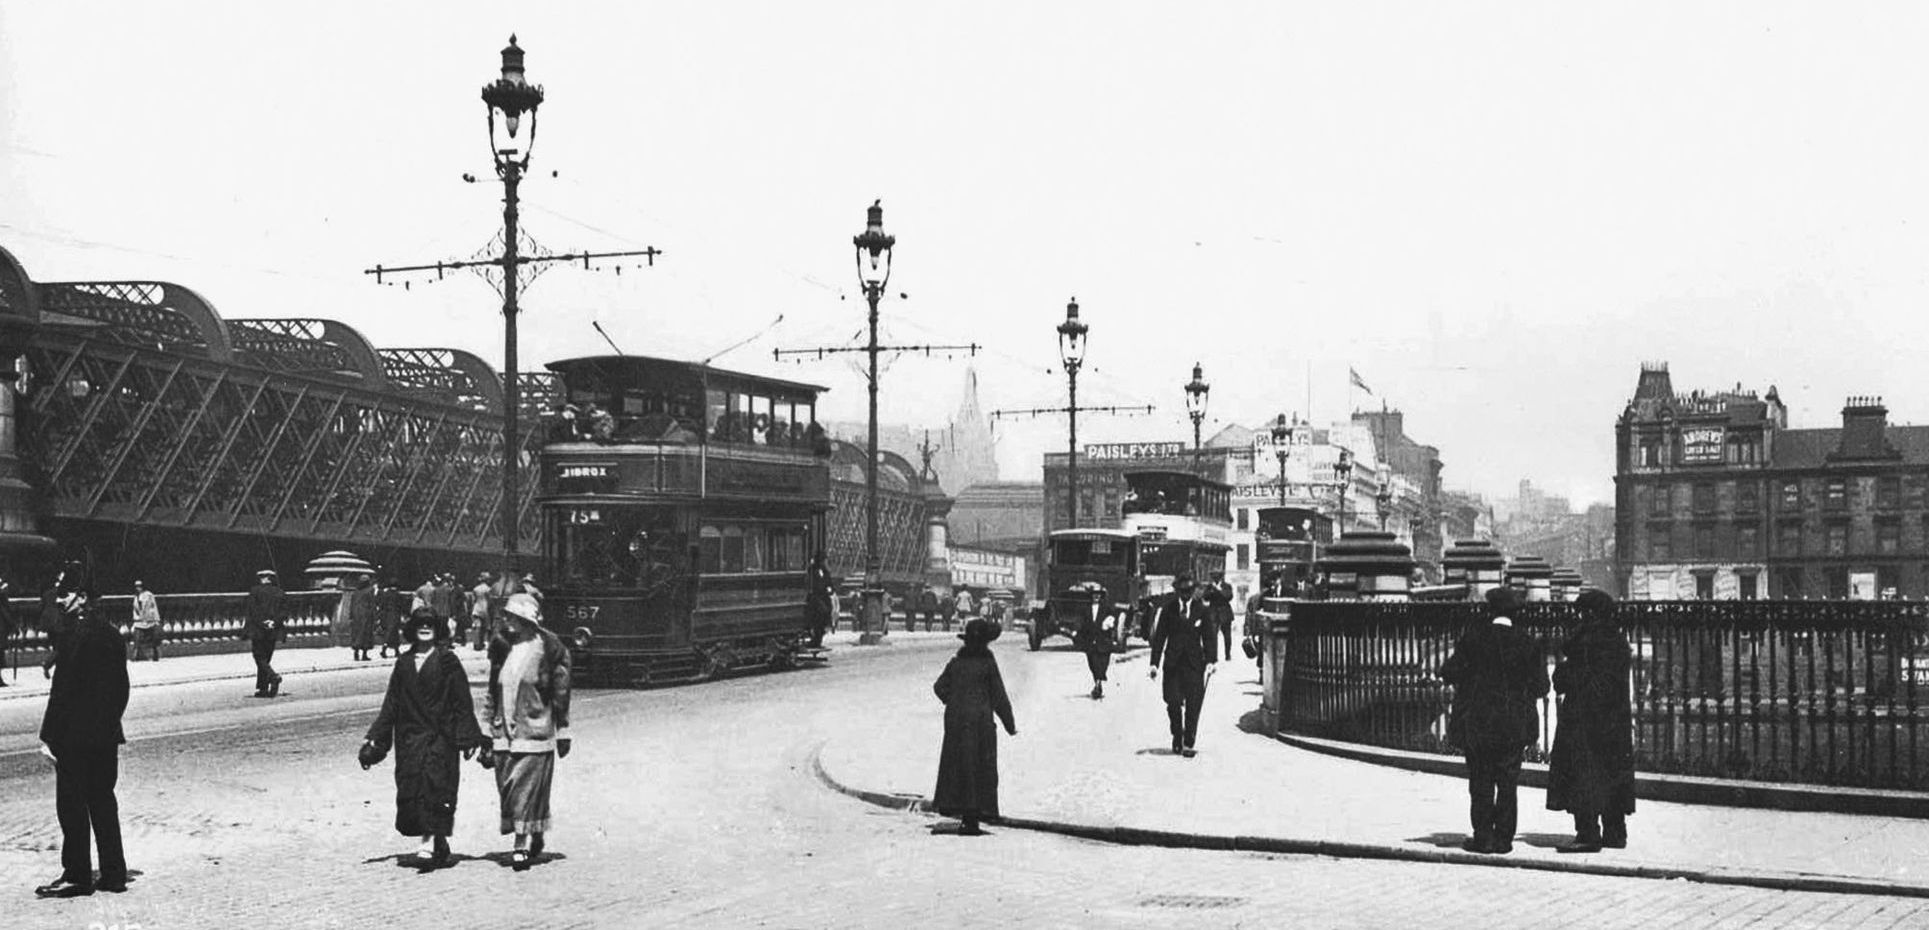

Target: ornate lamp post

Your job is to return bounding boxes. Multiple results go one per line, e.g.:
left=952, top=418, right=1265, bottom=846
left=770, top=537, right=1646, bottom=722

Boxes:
left=1333, top=447, right=1354, bottom=531
left=853, top=201, right=897, bottom=645
left=1376, top=466, right=1394, bottom=531
left=1057, top=299, right=1088, bottom=529
left=480, top=36, right=545, bottom=581
left=1183, top=362, right=1210, bottom=457
left=1270, top=413, right=1292, bottom=507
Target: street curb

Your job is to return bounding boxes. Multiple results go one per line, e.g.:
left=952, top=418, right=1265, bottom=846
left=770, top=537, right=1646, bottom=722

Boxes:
left=1271, top=732, right=1929, bottom=819
left=809, top=742, right=1929, bottom=899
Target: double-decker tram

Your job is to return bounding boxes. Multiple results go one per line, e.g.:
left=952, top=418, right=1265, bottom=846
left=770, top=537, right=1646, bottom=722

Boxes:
left=1253, top=506, right=1331, bottom=598
left=538, top=355, right=831, bottom=685
left=1119, top=469, right=1232, bottom=639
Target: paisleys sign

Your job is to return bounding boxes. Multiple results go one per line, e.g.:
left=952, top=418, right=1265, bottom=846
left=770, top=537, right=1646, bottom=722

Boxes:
left=1084, top=442, right=1185, bottom=461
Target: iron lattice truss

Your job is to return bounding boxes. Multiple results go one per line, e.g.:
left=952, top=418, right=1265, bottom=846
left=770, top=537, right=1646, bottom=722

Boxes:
left=18, top=276, right=549, bottom=556
left=825, top=481, right=929, bottom=584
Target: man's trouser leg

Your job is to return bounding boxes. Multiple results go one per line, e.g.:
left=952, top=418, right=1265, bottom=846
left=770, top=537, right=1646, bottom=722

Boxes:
left=252, top=638, right=278, bottom=690
left=1181, top=671, right=1207, bottom=747
left=53, top=747, right=91, bottom=882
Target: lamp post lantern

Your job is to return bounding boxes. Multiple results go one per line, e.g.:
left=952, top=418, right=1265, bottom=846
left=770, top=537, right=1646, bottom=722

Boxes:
left=1183, top=362, right=1210, bottom=457
left=1334, top=447, right=1354, bottom=531
left=480, top=35, right=545, bottom=582
left=1057, top=298, right=1088, bottom=529
left=1269, top=413, right=1292, bottom=507
left=853, top=200, right=897, bottom=645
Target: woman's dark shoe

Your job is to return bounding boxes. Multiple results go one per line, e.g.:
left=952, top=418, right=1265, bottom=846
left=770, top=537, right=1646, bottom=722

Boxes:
left=433, top=836, right=451, bottom=863
left=267, top=678, right=281, bottom=698
left=529, top=834, right=545, bottom=858
left=959, top=819, right=985, bottom=836
left=511, top=850, right=532, bottom=870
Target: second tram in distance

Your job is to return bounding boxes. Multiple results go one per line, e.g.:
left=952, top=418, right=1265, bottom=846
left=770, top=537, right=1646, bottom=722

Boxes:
left=538, top=354, right=831, bottom=685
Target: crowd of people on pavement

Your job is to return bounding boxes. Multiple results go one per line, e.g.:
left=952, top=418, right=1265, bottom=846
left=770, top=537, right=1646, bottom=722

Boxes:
left=929, top=570, right=1638, bottom=861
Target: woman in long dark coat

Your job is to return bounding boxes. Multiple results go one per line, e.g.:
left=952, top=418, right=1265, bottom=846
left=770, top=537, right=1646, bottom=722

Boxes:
left=347, top=576, right=378, bottom=661
left=361, top=608, right=485, bottom=865
left=932, top=619, right=1017, bottom=835
left=1546, top=589, right=1636, bottom=852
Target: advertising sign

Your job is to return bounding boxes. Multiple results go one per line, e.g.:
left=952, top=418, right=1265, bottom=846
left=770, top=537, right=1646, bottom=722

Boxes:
left=1680, top=426, right=1725, bottom=464
left=1085, top=442, right=1186, bottom=461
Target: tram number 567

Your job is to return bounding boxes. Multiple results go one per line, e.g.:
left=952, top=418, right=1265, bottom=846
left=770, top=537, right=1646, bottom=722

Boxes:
left=565, top=605, right=602, bottom=621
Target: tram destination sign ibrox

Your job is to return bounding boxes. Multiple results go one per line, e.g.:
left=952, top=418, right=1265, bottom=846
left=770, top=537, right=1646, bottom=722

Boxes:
left=1084, top=442, right=1186, bottom=461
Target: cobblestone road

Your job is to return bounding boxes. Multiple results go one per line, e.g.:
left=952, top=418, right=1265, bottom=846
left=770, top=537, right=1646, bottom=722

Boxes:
left=0, top=640, right=1922, bottom=928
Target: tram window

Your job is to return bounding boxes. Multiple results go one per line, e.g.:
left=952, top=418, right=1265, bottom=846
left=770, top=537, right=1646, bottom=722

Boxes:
left=744, top=527, right=766, bottom=572
left=722, top=526, right=746, bottom=572
left=707, top=389, right=728, bottom=441
left=698, top=526, right=723, bottom=574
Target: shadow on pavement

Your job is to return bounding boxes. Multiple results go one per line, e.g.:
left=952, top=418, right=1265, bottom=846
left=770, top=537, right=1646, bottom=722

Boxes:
left=473, top=850, right=569, bottom=870
left=1132, top=747, right=1182, bottom=757
left=1516, top=832, right=1573, bottom=850
left=1235, top=708, right=1270, bottom=735
left=1408, top=832, right=1471, bottom=849
left=928, top=821, right=992, bottom=837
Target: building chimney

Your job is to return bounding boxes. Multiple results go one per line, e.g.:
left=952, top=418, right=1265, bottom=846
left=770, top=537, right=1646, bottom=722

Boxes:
left=1834, top=396, right=1898, bottom=460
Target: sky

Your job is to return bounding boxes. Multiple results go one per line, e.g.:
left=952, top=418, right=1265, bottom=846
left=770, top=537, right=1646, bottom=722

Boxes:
left=7, top=3, right=1929, bottom=508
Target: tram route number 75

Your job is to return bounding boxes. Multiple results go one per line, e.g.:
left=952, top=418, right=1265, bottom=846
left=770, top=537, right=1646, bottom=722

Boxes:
left=564, top=605, right=602, bottom=622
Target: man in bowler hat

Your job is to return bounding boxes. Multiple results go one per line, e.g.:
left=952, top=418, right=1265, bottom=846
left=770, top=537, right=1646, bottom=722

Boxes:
left=1149, top=575, right=1217, bottom=757
left=34, top=572, right=129, bottom=898
left=1439, top=585, right=1549, bottom=854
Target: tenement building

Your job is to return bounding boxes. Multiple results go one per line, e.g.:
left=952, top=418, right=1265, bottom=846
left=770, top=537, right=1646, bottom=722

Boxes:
left=1616, top=362, right=1929, bottom=600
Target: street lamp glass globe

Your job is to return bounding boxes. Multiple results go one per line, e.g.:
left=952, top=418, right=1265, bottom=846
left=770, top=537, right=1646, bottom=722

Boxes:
left=853, top=200, right=896, bottom=288
left=1184, top=362, right=1209, bottom=418
left=1057, top=298, right=1088, bottom=368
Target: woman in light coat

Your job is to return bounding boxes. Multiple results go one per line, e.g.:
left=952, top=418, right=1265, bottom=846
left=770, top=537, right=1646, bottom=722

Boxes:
left=484, top=593, right=572, bottom=869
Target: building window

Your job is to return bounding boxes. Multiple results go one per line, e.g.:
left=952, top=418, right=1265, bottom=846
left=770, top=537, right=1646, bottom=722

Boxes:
left=1693, top=524, right=1714, bottom=560
left=1650, top=528, right=1672, bottom=562
left=1738, top=573, right=1759, bottom=600
left=1776, top=567, right=1804, bottom=598
left=1236, top=543, right=1250, bottom=570
left=1826, top=522, right=1848, bottom=556
left=1639, top=443, right=1659, bottom=467
left=1649, top=485, right=1670, bottom=517
left=1695, top=572, right=1714, bottom=600
left=1826, top=568, right=1849, bottom=599
left=1879, top=519, right=1901, bottom=554
left=1777, top=522, right=1802, bottom=556
left=1237, top=508, right=1249, bottom=531
left=1736, top=482, right=1759, bottom=513
left=1103, top=489, right=1120, bottom=521
left=1825, top=479, right=1847, bottom=510
left=1879, top=476, right=1901, bottom=509
left=1693, top=483, right=1715, bottom=514
left=1737, top=524, right=1758, bottom=558
left=1782, top=481, right=1801, bottom=507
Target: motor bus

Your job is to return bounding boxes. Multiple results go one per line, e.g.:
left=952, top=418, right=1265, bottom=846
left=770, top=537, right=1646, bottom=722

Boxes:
left=1029, top=528, right=1143, bottom=651
left=538, top=355, right=831, bottom=685
left=1120, top=469, right=1232, bottom=639
left=1253, top=506, right=1331, bottom=598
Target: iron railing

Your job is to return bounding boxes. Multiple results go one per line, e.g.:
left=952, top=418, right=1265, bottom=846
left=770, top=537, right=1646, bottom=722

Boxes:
left=7, top=591, right=339, bottom=655
left=1272, top=599, right=1929, bottom=790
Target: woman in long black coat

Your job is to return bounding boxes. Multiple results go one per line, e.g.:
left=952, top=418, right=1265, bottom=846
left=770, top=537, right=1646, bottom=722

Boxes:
left=932, top=619, right=1017, bottom=835
left=361, top=608, right=485, bottom=864
left=1546, top=589, right=1636, bottom=852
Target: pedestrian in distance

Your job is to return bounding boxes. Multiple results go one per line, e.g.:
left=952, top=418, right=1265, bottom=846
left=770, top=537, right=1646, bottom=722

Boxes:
left=241, top=569, right=287, bottom=698
left=360, top=607, right=485, bottom=867
left=1439, top=585, right=1550, bottom=855
left=347, top=575, right=378, bottom=662
left=932, top=618, right=1016, bottom=836
left=1546, top=588, right=1636, bottom=853
left=917, top=585, right=939, bottom=634
left=1072, top=585, right=1119, bottom=700
left=1148, top=575, right=1216, bottom=757
left=0, top=573, right=16, bottom=684
left=129, top=581, right=162, bottom=662
left=1207, top=571, right=1235, bottom=661
left=34, top=562, right=129, bottom=898
left=468, top=573, right=494, bottom=651
left=804, top=552, right=835, bottom=649
left=484, top=593, right=572, bottom=869
left=954, top=586, right=977, bottom=622
left=375, top=576, right=407, bottom=660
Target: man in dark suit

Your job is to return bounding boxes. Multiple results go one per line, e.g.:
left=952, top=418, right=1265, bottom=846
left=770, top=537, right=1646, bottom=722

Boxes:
left=241, top=569, right=286, bottom=698
left=1148, top=575, right=1217, bottom=758
left=35, top=579, right=129, bottom=898
left=1439, top=585, right=1550, bottom=855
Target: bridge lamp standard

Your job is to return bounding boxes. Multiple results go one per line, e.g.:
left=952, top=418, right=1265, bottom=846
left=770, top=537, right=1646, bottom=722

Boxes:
left=1057, top=299, right=1088, bottom=529
left=1333, top=447, right=1354, bottom=532
left=1183, top=363, right=1210, bottom=457
left=853, top=201, right=897, bottom=645
left=480, top=36, right=545, bottom=580
left=1376, top=466, right=1395, bottom=532
left=1270, top=414, right=1292, bottom=508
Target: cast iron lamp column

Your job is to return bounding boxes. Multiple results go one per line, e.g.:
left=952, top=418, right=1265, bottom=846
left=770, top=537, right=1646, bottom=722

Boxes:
left=1376, top=467, right=1394, bottom=532
left=1270, top=413, right=1292, bottom=507
left=853, top=201, right=896, bottom=645
left=1057, top=299, right=1088, bottom=529
left=1334, top=447, right=1354, bottom=532
left=1184, top=362, right=1210, bottom=459
left=481, top=36, right=545, bottom=582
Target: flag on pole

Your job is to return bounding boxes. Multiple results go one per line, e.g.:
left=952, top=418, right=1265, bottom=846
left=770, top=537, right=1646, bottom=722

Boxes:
left=1349, top=367, right=1373, bottom=395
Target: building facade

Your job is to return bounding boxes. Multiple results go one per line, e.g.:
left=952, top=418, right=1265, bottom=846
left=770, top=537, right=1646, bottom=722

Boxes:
left=1615, top=363, right=1929, bottom=600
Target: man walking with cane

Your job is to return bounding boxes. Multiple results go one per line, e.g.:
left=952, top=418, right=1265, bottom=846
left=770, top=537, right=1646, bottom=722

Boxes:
left=1149, top=575, right=1217, bottom=758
